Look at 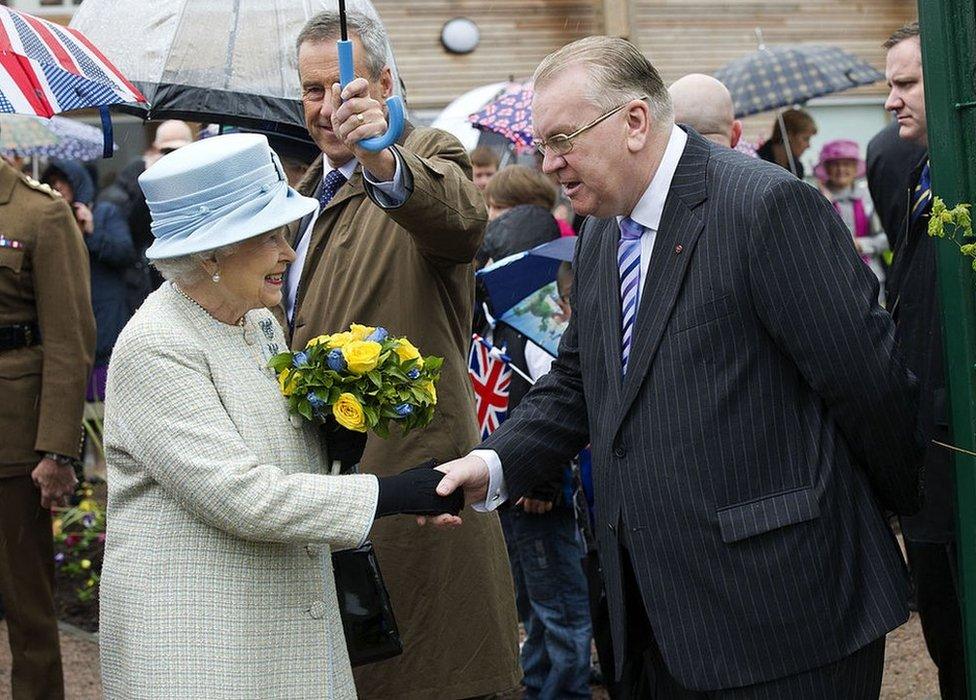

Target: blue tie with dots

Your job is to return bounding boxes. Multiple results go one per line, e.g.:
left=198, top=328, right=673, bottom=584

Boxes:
left=319, top=169, right=347, bottom=210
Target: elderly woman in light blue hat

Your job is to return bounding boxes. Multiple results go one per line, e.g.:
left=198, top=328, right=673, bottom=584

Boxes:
left=98, top=133, right=461, bottom=699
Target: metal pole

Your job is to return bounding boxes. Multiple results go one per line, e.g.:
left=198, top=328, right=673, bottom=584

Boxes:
left=917, top=1, right=976, bottom=694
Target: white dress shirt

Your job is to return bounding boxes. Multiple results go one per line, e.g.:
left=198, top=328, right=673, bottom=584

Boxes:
left=286, top=151, right=407, bottom=321
left=472, top=124, right=689, bottom=512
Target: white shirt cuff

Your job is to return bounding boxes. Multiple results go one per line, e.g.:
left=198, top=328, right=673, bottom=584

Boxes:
left=363, top=148, right=407, bottom=207
left=470, top=449, right=507, bottom=512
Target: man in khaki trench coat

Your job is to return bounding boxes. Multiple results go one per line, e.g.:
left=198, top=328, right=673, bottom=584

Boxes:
left=0, top=158, right=95, bottom=699
left=284, top=11, right=519, bottom=699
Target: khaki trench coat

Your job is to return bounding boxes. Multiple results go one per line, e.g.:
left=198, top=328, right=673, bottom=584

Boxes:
left=0, top=161, right=94, bottom=476
left=287, top=127, right=520, bottom=699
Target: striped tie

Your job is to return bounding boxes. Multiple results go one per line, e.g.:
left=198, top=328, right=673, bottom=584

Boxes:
left=618, top=217, right=644, bottom=374
left=910, top=161, right=931, bottom=226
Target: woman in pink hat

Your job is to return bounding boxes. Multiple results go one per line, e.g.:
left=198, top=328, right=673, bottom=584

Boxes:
left=815, top=139, right=889, bottom=303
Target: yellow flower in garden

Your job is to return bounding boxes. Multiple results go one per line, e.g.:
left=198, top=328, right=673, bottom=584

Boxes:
left=349, top=323, right=377, bottom=341
left=333, top=393, right=367, bottom=432
left=326, top=331, right=356, bottom=349
left=422, top=380, right=437, bottom=405
left=278, top=368, right=297, bottom=396
left=306, top=334, right=331, bottom=348
left=52, top=518, right=62, bottom=536
left=86, top=578, right=95, bottom=588
left=77, top=499, right=98, bottom=513
left=81, top=559, right=91, bottom=570
left=395, top=338, right=423, bottom=367
left=342, top=340, right=382, bottom=374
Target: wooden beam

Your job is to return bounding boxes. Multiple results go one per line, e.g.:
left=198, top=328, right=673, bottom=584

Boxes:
left=603, top=0, right=632, bottom=39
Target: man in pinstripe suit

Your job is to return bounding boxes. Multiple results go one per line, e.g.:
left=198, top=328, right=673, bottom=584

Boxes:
left=427, top=36, right=922, bottom=698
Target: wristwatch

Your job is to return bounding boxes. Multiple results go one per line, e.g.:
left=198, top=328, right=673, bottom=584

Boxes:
left=43, top=452, right=75, bottom=467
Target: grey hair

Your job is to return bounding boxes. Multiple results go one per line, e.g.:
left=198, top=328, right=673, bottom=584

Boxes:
left=533, top=36, right=673, bottom=127
left=296, top=10, right=388, bottom=81
left=151, top=243, right=241, bottom=286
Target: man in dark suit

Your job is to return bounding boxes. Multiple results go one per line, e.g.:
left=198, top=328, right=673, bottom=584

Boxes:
left=877, top=22, right=967, bottom=700
left=866, top=120, right=927, bottom=252
left=427, top=36, right=922, bottom=697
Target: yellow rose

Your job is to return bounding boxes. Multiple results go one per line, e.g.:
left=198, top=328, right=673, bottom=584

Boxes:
left=395, top=339, right=423, bottom=367
left=349, top=323, right=377, bottom=341
left=306, top=334, right=331, bottom=348
left=278, top=368, right=297, bottom=396
left=326, top=331, right=356, bottom=349
left=333, top=393, right=367, bottom=432
left=422, top=380, right=437, bottom=405
left=342, top=340, right=382, bottom=374
left=77, top=499, right=98, bottom=513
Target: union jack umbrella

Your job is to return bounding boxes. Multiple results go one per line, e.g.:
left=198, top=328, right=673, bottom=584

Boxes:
left=468, top=81, right=534, bottom=154
left=0, top=7, right=146, bottom=155
left=469, top=334, right=513, bottom=439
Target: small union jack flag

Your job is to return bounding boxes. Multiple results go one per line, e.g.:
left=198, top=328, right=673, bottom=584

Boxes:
left=0, top=7, right=145, bottom=118
left=469, top=334, right=512, bottom=439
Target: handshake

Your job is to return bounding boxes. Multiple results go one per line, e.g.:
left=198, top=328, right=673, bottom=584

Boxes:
left=374, top=456, right=490, bottom=527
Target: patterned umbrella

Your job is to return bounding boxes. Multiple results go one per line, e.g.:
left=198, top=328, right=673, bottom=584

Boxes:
left=0, top=7, right=146, bottom=117
left=477, top=236, right=576, bottom=357
left=713, top=44, right=883, bottom=118
left=468, top=81, right=534, bottom=154
left=0, top=114, right=114, bottom=160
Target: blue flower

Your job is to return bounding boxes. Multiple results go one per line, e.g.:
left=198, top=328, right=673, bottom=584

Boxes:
left=394, top=403, right=414, bottom=417
left=292, top=351, right=309, bottom=367
left=307, top=392, right=326, bottom=411
left=54, top=552, right=65, bottom=565
left=367, top=327, right=389, bottom=342
left=407, top=368, right=421, bottom=380
left=82, top=514, right=95, bottom=528
left=326, top=348, right=347, bottom=372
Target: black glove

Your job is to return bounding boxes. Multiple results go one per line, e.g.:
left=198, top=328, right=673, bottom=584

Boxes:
left=375, top=460, right=465, bottom=518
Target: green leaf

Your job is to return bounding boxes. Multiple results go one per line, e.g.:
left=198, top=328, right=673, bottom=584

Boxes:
left=268, top=353, right=293, bottom=372
left=366, top=370, right=382, bottom=388
left=297, top=399, right=313, bottom=421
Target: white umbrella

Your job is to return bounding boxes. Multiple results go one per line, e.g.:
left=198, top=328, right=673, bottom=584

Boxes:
left=70, top=0, right=406, bottom=140
left=430, top=82, right=507, bottom=152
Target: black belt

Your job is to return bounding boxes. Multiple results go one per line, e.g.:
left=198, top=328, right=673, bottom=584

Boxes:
left=0, top=323, right=40, bottom=351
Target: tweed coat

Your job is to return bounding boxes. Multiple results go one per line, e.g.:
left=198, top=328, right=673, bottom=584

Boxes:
left=484, top=130, right=921, bottom=691
left=288, top=126, right=520, bottom=698
left=0, top=160, right=94, bottom=476
left=100, top=283, right=379, bottom=699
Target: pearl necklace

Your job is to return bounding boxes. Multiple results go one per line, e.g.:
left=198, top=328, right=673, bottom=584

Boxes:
left=173, top=283, right=246, bottom=328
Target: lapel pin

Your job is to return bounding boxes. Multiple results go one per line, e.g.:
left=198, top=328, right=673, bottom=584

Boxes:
left=674, top=244, right=683, bottom=254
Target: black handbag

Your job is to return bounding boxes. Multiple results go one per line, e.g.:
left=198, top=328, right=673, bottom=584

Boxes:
left=331, top=543, right=402, bottom=666
left=325, top=418, right=403, bottom=666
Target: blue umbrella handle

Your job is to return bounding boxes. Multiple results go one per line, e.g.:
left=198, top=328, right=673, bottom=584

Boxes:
left=337, top=39, right=404, bottom=152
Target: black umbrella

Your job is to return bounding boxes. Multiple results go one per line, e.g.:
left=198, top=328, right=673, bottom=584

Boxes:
left=714, top=39, right=883, bottom=119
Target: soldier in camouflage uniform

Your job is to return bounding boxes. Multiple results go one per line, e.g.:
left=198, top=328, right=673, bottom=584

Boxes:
left=0, top=157, right=95, bottom=699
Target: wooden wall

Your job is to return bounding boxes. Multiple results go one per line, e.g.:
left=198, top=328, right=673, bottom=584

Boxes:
left=378, top=0, right=917, bottom=116
left=376, top=0, right=603, bottom=110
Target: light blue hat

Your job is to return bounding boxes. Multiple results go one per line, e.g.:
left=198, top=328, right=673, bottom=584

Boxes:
left=140, top=133, right=318, bottom=260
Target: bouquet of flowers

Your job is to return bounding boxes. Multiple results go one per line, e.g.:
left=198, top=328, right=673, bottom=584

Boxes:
left=269, top=324, right=442, bottom=441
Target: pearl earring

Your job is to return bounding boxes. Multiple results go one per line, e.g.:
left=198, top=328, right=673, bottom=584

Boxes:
left=211, top=271, right=221, bottom=283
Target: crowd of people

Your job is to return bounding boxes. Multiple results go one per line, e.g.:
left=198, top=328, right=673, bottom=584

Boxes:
left=0, top=9, right=962, bottom=700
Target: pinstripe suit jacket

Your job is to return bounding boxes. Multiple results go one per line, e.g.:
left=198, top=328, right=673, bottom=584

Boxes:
left=483, top=129, right=921, bottom=691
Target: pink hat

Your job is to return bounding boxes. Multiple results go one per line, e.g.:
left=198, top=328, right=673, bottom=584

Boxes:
left=814, top=139, right=865, bottom=183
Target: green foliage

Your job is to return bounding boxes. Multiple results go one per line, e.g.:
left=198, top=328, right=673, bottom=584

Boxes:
left=53, top=484, right=104, bottom=603
left=928, top=197, right=976, bottom=283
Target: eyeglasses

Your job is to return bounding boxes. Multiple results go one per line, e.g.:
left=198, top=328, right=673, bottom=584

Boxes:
left=535, top=95, right=649, bottom=157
